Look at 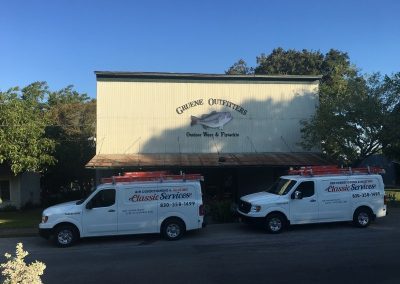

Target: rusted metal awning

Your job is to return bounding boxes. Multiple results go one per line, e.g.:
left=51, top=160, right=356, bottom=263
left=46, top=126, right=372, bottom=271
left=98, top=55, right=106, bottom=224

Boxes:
left=86, top=152, right=329, bottom=168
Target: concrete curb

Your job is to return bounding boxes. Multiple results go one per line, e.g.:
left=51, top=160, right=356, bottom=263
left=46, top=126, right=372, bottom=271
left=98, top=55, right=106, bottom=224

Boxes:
left=0, top=228, right=37, bottom=238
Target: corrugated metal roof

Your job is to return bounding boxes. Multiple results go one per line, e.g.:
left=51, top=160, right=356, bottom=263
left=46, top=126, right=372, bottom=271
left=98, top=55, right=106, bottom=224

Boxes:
left=86, top=153, right=329, bottom=168
left=95, top=71, right=322, bottom=82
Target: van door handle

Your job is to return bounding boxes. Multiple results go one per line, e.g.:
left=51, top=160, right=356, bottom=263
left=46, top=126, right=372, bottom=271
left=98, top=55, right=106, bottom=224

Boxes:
left=310, top=199, right=317, bottom=202
left=108, top=209, right=116, bottom=212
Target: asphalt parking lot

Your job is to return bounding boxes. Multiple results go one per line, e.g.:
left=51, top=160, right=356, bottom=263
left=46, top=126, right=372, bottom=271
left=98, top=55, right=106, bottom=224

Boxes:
left=1, top=208, right=399, bottom=284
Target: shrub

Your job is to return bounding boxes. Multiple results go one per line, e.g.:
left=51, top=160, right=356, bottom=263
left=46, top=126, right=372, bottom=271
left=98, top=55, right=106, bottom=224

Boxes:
left=385, top=190, right=400, bottom=207
left=1, top=243, right=46, bottom=284
left=21, top=202, right=38, bottom=210
left=208, top=200, right=236, bottom=223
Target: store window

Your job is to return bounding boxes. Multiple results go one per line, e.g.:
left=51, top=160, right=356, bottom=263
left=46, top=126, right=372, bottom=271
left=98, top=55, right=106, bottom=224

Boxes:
left=0, top=180, right=10, bottom=202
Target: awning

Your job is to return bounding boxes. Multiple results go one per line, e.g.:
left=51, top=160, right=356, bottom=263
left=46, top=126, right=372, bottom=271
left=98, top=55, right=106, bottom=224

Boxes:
left=86, top=152, right=329, bottom=168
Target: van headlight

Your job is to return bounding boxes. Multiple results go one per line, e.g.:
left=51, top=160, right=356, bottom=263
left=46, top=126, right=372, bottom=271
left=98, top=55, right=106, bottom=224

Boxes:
left=250, top=205, right=261, bottom=212
left=42, top=216, right=48, bottom=223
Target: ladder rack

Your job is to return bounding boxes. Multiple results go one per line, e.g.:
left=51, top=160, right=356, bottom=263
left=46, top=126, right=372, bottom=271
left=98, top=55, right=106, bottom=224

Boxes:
left=123, top=171, right=170, bottom=177
left=101, top=171, right=204, bottom=184
left=288, top=165, right=385, bottom=176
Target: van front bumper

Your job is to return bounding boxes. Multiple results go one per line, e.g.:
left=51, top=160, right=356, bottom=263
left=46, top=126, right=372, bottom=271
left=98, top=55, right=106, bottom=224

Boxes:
left=238, top=213, right=265, bottom=226
left=38, top=228, right=52, bottom=239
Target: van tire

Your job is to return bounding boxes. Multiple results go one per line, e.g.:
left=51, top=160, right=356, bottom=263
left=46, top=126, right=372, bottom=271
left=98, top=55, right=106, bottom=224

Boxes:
left=161, top=218, right=185, bottom=241
left=353, top=207, right=372, bottom=228
left=265, top=213, right=285, bottom=234
left=53, top=224, right=78, bottom=247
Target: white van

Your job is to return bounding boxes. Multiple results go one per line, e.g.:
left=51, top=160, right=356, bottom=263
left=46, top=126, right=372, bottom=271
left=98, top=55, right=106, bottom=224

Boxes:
left=39, top=172, right=205, bottom=247
left=237, top=166, right=387, bottom=233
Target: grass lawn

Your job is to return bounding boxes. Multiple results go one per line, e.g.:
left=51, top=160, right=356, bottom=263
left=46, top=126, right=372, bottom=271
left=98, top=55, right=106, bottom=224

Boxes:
left=0, top=209, right=42, bottom=229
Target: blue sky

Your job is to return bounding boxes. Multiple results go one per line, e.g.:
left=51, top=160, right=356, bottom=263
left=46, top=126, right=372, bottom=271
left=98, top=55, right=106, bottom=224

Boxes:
left=1, top=0, right=399, bottom=98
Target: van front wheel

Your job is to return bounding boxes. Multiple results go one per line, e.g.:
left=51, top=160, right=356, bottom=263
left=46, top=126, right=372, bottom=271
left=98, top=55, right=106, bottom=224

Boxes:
left=353, top=208, right=372, bottom=228
left=265, top=213, right=285, bottom=234
left=161, top=218, right=185, bottom=241
left=53, top=224, right=78, bottom=247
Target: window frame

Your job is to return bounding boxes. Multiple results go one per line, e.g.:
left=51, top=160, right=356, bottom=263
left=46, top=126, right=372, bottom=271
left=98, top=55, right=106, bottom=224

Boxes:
left=88, top=188, right=116, bottom=208
left=292, top=181, right=315, bottom=199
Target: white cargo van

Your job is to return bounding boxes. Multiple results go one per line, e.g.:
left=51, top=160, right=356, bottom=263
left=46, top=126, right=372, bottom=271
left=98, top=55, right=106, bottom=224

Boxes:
left=39, top=172, right=205, bottom=247
left=238, top=166, right=387, bottom=233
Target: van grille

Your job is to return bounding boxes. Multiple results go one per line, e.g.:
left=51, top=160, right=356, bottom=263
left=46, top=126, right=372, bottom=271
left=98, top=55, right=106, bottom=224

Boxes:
left=238, top=200, right=251, bottom=214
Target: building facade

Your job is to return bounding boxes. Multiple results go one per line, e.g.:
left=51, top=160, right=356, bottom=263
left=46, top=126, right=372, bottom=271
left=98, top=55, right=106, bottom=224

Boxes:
left=87, top=72, right=327, bottom=201
left=0, top=165, right=41, bottom=209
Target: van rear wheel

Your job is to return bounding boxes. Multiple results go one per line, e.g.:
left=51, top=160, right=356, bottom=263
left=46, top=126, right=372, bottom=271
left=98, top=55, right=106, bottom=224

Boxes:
left=353, top=208, right=372, bottom=228
left=161, top=218, right=185, bottom=241
left=265, top=213, right=285, bottom=234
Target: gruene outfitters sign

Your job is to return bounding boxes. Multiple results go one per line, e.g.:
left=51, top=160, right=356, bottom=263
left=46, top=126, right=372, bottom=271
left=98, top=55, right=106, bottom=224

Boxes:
left=176, top=98, right=248, bottom=115
left=177, top=98, right=248, bottom=139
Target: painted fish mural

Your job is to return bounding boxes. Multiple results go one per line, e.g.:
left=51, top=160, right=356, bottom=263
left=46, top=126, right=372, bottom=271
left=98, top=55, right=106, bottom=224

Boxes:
left=190, top=111, right=233, bottom=130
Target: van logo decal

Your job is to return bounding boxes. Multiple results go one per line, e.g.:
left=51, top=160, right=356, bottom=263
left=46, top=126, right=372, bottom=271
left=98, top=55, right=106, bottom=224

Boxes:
left=128, top=188, right=192, bottom=202
left=325, top=180, right=377, bottom=193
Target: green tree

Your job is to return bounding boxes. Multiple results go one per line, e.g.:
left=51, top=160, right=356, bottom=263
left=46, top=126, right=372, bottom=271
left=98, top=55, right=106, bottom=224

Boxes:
left=0, top=82, right=55, bottom=174
left=227, top=48, right=392, bottom=165
left=383, top=104, right=400, bottom=160
left=320, top=49, right=357, bottom=86
left=43, top=86, right=96, bottom=195
left=225, top=59, right=253, bottom=75
left=254, top=47, right=324, bottom=75
left=301, top=75, right=385, bottom=164
left=378, top=73, right=400, bottom=160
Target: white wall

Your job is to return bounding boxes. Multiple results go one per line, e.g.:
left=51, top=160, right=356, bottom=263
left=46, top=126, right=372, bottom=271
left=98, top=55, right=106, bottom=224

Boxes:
left=97, top=78, right=319, bottom=155
left=0, top=172, right=40, bottom=209
left=0, top=174, right=19, bottom=209
left=20, top=172, right=41, bottom=207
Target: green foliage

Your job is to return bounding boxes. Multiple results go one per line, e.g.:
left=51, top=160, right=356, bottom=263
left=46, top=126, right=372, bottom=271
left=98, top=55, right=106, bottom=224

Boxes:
left=385, top=190, right=400, bottom=207
left=225, top=59, right=253, bottom=75
left=47, top=85, right=94, bottom=137
left=380, top=73, right=400, bottom=160
left=385, top=189, right=400, bottom=208
left=1, top=243, right=46, bottom=284
left=301, top=75, right=385, bottom=164
left=382, top=105, right=400, bottom=160
left=0, top=82, right=55, bottom=174
left=43, top=86, right=96, bottom=195
left=227, top=47, right=400, bottom=165
left=0, top=205, right=17, bottom=212
left=0, top=81, right=96, bottom=197
left=208, top=200, right=235, bottom=223
left=255, top=47, right=325, bottom=75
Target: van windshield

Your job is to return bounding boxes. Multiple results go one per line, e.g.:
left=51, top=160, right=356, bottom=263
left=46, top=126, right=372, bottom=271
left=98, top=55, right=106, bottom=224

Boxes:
left=265, top=178, right=297, bottom=195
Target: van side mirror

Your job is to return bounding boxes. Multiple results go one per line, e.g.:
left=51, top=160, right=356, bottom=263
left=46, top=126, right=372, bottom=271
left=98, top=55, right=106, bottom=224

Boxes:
left=86, top=201, right=93, bottom=210
left=293, top=191, right=303, bottom=200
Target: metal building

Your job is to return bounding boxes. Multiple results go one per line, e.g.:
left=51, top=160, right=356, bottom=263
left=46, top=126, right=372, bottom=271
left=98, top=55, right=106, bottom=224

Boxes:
left=87, top=72, right=327, bottom=201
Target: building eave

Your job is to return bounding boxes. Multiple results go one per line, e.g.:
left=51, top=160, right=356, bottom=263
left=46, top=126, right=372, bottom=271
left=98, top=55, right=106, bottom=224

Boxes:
left=95, top=71, right=322, bottom=83
left=86, top=152, right=330, bottom=169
